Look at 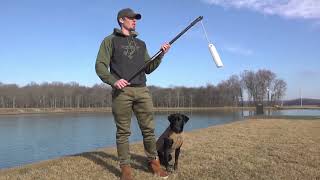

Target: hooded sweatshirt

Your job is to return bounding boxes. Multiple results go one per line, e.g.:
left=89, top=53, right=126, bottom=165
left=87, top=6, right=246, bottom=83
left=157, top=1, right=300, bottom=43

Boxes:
left=95, top=28, right=163, bottom=87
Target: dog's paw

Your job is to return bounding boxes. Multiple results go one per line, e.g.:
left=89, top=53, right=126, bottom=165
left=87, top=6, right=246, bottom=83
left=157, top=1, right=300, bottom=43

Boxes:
left=174, top=164, right=178, bottom=171
left=166, top=165, right=174, bottom=173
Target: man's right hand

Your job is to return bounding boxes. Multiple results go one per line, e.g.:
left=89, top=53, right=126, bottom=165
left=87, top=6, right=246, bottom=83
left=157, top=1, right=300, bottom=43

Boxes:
left=113, top=79, right=130, bottom=89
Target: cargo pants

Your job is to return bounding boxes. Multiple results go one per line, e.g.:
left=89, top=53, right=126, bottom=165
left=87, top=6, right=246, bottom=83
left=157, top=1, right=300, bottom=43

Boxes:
left=112, top=86, right=157, bottom=165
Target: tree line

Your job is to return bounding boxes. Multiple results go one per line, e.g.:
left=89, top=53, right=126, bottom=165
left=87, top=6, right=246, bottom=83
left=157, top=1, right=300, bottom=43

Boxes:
left=0, top=69, right=286, bottom=108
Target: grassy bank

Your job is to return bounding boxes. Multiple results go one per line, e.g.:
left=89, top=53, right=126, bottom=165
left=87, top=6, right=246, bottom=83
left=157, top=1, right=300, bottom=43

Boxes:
left=279, top=105, right=320, bottom=110
left=0, top=107, right=113, bottom=115
left=1, top=106, right=319, bottom=115
left=0, top=107, right=255, bottom=115
left=0, top=118, right=319, bottom=179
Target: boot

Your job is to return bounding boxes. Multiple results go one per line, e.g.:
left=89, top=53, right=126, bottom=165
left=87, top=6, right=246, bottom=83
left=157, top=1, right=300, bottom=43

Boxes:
left=120, top=164, right=133, bottom=180
left=149, top=159, right=169, bottom=179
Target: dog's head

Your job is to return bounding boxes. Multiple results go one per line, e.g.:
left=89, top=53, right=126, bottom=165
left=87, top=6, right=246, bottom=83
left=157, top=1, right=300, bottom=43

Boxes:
left=168, top=113, right=189, bottom=133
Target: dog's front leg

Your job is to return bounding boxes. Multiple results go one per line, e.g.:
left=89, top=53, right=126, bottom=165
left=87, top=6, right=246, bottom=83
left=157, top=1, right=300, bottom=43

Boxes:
left=163, top=138, right=173, bottom=172
left=174, top=147, right=181, bottom=170
left=157, top=151, right=165, bottom=165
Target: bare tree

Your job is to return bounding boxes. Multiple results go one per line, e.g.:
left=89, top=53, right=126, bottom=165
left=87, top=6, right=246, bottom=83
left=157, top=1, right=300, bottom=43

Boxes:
left=0, top=69, right=286, bottom=108
left=241, top=70, right=256, bottom=105
left=255, top=69, right=276, bottom=103
left=271, top=79, right=287, bottom=105
left=241, top=69, right=277, bottom=105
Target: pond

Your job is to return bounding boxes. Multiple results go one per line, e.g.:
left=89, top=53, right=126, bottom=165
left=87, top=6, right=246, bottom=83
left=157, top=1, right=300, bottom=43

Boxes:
left=0, top=109, right=319, bottom=169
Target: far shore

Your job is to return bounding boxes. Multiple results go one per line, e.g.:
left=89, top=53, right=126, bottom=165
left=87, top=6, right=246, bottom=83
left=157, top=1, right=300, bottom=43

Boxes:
left=0, top=106, right=319, bottom=115
left=0, top=118, right=319, bottom=179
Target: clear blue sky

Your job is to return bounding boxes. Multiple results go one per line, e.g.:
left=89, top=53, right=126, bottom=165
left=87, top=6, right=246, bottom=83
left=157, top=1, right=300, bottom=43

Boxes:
left=1, top=0, right=319, bottom=100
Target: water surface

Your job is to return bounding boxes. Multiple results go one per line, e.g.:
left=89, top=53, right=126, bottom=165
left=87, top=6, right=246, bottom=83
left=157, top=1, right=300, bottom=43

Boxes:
left=0, top=111, right=243, bottom=169
left=0, top=109, right=319, bottom=169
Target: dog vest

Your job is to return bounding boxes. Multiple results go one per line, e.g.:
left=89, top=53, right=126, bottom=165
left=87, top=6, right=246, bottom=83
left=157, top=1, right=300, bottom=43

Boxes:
left=156, top=127, right=183, bottom=153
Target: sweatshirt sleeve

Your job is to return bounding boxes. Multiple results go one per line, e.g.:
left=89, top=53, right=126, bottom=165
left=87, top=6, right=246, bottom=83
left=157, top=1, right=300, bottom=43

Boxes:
left=144, top=47, right=164, bottom=74
left=95, top=36, right=118, bottom=86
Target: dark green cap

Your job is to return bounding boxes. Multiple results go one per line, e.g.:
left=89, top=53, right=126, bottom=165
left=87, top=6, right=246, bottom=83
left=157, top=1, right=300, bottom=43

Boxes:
left=117, top=8, right=141, bottom=20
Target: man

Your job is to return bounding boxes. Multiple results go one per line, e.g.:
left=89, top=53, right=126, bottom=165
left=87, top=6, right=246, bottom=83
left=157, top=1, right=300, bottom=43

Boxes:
left=95, top=8, right=170, bottom=180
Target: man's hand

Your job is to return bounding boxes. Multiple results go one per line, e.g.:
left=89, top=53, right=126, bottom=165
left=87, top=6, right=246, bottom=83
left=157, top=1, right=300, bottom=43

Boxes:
left=113, top=79, right=130, bottom=89
left=161, top=42, right=171, bottom=54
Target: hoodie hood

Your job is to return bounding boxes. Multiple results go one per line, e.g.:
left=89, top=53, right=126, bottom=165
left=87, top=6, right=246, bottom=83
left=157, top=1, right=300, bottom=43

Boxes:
left=113, top=28, right=139, bottom=37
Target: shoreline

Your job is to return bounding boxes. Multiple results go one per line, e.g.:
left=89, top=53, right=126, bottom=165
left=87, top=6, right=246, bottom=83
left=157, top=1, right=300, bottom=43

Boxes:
left=0, top=107, right=249, bottom=115
left=0, top=106, right=319, bottom=115
left=0, top=118, right=319, bottom=179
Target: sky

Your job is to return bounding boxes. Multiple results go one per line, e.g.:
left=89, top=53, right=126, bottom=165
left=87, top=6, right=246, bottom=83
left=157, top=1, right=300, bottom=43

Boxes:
left=0, top=0, right=319, bottom=100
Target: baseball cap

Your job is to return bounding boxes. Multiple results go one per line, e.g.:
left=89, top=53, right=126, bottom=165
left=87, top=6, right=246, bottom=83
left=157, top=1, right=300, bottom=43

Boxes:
left=117, top=8, right=141, bottom=20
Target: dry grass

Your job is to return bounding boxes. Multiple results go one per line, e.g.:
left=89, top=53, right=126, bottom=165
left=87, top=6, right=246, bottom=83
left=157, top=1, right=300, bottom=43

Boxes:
left=1, top=106, right=319, bottom=115
left=0, top=118, right=319, bottom=180
left=280, top=106, right=320, bottom=109
left=0, top=107, right=248, bottom=115
left=0, top=108, right=112, bottom=115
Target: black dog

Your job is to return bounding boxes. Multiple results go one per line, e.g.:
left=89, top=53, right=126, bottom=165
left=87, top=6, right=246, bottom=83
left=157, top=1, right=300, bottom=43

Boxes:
left=156, top=113, right=189, bottom=172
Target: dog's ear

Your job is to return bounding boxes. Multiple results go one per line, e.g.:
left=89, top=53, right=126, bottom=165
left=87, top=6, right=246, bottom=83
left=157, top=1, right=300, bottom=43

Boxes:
left=182, top=114, right=189, bottom=123
left=168, top=114, right=175, bottom=123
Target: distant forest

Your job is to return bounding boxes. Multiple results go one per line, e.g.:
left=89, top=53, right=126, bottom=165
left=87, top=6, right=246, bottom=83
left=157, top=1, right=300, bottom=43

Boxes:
left=0, top=69, right=288, bottom=108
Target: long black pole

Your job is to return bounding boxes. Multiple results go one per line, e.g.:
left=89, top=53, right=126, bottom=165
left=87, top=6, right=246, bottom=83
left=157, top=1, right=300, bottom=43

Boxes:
left=127, top=16, right=203, bottom=82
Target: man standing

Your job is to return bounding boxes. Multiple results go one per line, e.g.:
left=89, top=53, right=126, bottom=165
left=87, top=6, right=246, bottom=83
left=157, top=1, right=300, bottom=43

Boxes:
left=95, top=8, right=170, bottom=180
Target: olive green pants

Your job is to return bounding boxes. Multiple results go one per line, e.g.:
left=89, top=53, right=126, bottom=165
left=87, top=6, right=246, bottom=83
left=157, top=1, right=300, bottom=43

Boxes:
left=112, top=87, right=157, bottom=165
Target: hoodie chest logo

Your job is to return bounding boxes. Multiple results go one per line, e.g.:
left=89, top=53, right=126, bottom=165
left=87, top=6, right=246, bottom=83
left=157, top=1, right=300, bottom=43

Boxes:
left=121, top=40, right=140, bottom=60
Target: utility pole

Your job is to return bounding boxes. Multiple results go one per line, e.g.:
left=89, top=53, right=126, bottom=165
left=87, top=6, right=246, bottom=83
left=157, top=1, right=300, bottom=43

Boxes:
left=189, top=94, right=193, bottom=116
left=13, top=96, right=16, bottom=108
left=190, top=94, right=193, bottom=109
left=299, top=88, right=302, bottom=107
left=177, top=90, right=180, bottom=108
left=267, top=88, right=270, bottom=107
